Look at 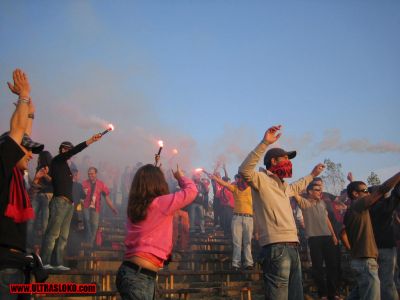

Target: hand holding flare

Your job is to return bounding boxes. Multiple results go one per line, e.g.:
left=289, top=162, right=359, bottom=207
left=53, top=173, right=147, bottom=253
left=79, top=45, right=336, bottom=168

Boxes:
left=155, top=140, right=164, bottom=167
left=100, top=124, right=114, bottom=136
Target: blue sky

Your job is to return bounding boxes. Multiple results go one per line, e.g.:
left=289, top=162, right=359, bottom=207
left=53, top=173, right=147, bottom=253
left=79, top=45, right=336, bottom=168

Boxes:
left=1, top=1, right=399, bottom=187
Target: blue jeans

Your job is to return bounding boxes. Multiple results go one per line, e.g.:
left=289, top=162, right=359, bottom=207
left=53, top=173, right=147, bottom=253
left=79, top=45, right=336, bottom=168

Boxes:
left=116, top=263, right=156, bottom=300
left=41, top=196, right=74, bottom=266
left=27, top=193, right=51, bottom=249
left=347, top=258, right=380, bottom=300
left=231, top=214, right=254, bottom=268
left=189, top=203, right=205, bottom=233
left=260, top=243, right=304, bottom=300
left=378, top=248, right=398, bottom=300
left=0, top=268, right=26, bottom=300
left=83, top=208, right=100, bottom=245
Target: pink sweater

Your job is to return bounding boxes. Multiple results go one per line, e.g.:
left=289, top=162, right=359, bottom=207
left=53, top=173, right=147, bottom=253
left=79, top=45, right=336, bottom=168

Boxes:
left=124, top=177, right=198, bottom=260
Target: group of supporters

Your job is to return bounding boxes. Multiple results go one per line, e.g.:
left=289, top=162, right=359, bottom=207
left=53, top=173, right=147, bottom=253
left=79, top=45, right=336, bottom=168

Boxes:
left=1, top=69, right=399, bottom=300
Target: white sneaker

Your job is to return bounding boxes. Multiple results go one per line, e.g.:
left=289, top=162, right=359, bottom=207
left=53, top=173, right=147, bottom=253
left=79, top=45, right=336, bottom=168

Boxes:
left=53, top=265, right=70, bottom=271
left=43, top=264, right=54, bottom=270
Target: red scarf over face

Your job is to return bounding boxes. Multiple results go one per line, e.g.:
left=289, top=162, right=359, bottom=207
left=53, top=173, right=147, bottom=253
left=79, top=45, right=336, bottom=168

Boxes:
left=269, top=160, right=293, bottom=179
left=235, top=176, right=249, bottom=191
left=4, top=167, right=34, bottom=223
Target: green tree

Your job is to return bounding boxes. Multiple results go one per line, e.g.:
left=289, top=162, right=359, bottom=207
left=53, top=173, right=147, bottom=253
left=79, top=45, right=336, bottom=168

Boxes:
left=367, top=172, right=381, bottom=186
left=321, top=158, right=346, bottom=196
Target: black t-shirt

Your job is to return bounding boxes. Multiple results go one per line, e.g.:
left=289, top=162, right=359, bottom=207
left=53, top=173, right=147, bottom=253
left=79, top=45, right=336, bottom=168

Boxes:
left=50, top=141, right=87, bottom=201
left=0, top=136, right=26, bottom=253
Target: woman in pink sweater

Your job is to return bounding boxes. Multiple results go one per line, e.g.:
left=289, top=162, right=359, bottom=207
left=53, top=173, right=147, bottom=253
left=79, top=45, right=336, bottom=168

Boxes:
left=116, top=164, right=198, bottom=300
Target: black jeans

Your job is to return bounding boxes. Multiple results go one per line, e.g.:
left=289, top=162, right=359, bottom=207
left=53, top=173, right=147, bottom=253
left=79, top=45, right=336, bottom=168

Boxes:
left=308, top=235, right=338, bottom=299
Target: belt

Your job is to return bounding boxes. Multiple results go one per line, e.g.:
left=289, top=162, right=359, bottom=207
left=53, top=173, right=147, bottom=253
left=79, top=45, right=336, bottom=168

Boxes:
left=233, top=213, right=253, bottom=217
left=122, top=261, right=158, bottom=278
left=264, top=242, right=299, bottom=248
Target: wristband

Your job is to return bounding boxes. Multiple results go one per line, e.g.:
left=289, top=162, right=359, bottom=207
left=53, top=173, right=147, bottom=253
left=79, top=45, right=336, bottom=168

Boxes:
left=28, top=113, right=35, bottom=119
left=17, top=97, right=30, bottom=105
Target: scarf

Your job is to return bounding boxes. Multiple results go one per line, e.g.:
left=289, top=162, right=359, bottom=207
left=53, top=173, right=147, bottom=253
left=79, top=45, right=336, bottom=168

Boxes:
left=235, top=176, right=249, bottom=191
left=4, top=167, right=34, bottom=223
left=269, top=160, right=293, bottom=179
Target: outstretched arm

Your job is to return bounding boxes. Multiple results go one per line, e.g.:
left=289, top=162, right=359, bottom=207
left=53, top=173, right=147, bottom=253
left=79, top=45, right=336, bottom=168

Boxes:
left=356, top=172, right=400, bottom=209
left=209, top=174, right=234, bottom=192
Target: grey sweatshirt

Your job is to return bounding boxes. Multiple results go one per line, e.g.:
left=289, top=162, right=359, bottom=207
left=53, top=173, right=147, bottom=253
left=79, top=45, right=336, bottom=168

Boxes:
left=239, top=141, right=313, bottom=246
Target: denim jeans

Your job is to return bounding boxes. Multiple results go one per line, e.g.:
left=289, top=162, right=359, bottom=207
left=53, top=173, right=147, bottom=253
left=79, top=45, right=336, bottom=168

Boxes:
left=41, top=196, right=74, bottom=266
left=0, top=268, right=27, bottom=300
left=347, top=258, right=380, bottom=300
left=83, top=208, right=100, bottom=245
left=27, top=193, right=52, bottom=249
left=378, top=248, right=398, bottom=300
left=189, top=203, right=205, bottom=233
left=231, top=214, right=254, bottom=268
left=116, top=263, right=156, bottom=300
left=260, top=243, right=304, bottom=300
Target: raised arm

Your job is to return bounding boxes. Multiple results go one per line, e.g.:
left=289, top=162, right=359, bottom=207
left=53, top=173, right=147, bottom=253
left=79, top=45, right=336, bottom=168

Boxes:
left=8, top=69, right=31, bottom=144
left=209, top=174, right=234, bottom=192
left=287, top=163, right=325, bottom=196
left=355, top=172, right=400, bottom=209
left=223, top=163, right=228, bottom=179
left=239, top=125, right=281, bottom=189
left=293, top=194, right=315, bottom=209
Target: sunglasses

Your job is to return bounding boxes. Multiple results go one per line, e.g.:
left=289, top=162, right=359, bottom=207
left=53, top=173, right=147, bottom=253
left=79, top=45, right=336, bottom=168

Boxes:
left=312, top=189, right=322, bottom=192
left=357, top=188, right=369, bottom=193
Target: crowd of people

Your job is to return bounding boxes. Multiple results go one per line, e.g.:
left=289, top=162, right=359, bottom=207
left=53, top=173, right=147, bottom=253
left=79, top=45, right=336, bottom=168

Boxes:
left=1, top=69, right=399, bottom=300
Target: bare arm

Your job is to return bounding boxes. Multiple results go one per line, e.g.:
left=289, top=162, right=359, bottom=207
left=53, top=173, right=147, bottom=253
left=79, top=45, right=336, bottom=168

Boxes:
left=223, top=164, right=228, bottom=179
left=326, top=216, right=338, bottom=245
left=340, top=228, right=351, bottom=250
left=8, top=69, right=31, bottom=144
left=105, top=195, right=118, bottom=215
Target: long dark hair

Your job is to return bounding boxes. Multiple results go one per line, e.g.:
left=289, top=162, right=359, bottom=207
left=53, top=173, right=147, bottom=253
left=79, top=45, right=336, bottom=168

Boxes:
left=36, top=151, right=53, bottom=171
left=127, top=164, right=170, bottom=223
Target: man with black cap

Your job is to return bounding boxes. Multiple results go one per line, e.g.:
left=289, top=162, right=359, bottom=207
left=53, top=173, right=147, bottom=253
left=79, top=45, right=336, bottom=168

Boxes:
left=0, top=69, right=45, bottom=298
left=239, top=125, right=325, bottom=300
left=41, top=134, right=102, bottom=270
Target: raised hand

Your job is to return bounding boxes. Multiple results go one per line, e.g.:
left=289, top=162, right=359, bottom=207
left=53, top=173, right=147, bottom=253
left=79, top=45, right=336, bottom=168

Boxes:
left=347, top=172, right=353, bottom=182
left=8, top=69, right=31, bottom=98
left=311, top=163, right=326, bottom=177
left=172, top=165, right=184, bottom=181
left=263, top=125, right=282, bottom=145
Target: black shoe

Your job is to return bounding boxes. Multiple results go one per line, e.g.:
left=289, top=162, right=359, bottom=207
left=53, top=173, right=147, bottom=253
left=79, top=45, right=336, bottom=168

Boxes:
left=244, top=265, right=253, bottom=270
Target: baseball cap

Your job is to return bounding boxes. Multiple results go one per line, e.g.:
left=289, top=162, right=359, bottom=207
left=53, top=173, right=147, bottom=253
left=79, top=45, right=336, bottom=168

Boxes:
left=60, top=141, right=74, bottom=149
left=263, top=148, right=296, bottom=167
left=0, top=132, right=44, bottom=154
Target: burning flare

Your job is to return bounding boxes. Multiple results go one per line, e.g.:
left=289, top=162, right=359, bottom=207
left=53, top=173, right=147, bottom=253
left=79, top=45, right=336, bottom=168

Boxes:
left=100, top=123, right=115, bottom=136
left=157, top=140, right=164, bottom=156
